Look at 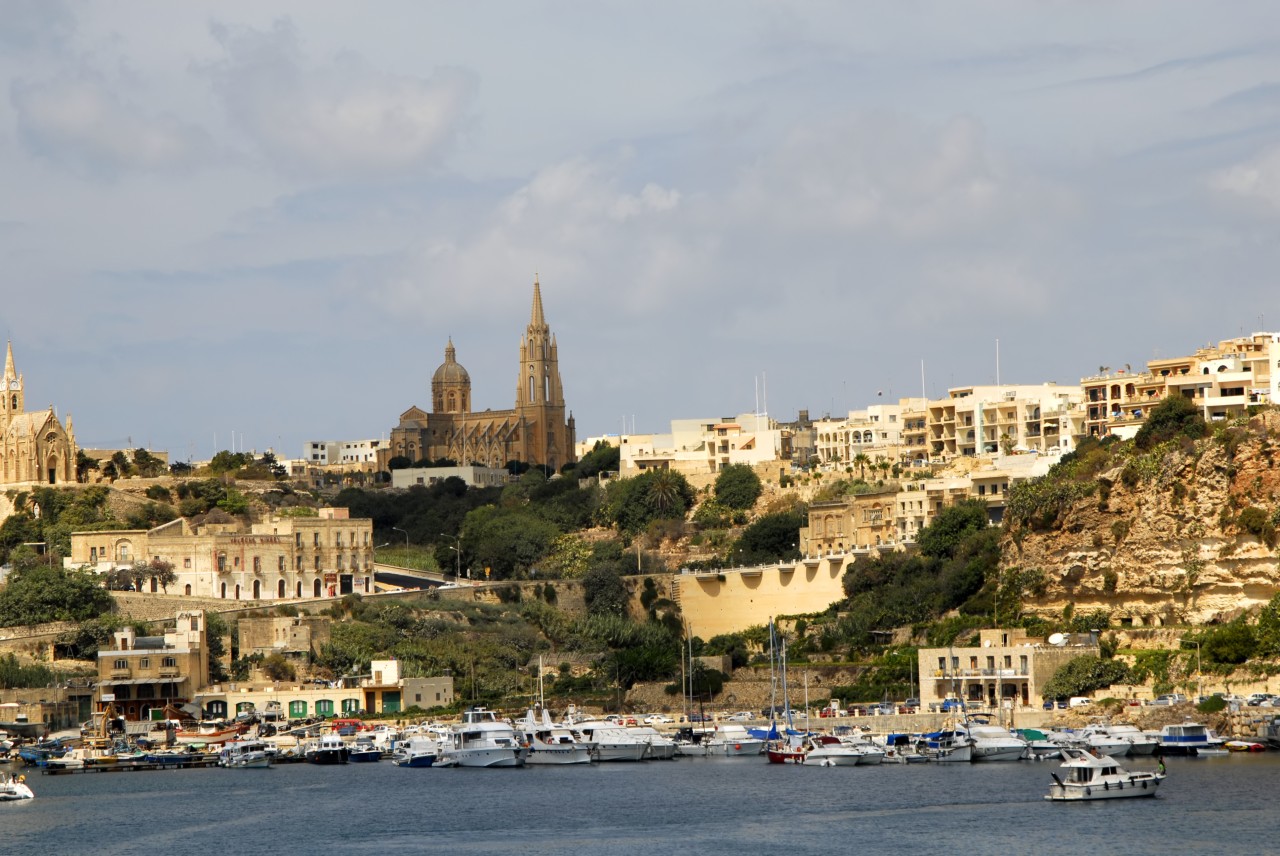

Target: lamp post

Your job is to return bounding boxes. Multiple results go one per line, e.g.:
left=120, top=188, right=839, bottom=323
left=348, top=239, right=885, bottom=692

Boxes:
left=441, top=533, right=462, bottom=583
left=391, top=527, right=409, bottom=546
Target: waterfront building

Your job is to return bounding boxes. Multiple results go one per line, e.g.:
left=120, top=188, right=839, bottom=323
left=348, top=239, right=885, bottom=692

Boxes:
left=98, top=610, right=209, bottom=721
left=917, top=628, right=1099, bottom=709
left=68, top=507, right=374, bottom=600
left=802, top=488, right=899, bottom=555
left=1081, top=331, right=1280, bottom=440
left=381, top=277, right=576, bottom=473
left=0, top=341, right=78, bottom=486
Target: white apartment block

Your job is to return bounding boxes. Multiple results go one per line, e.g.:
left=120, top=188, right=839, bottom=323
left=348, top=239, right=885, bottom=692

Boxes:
left=617, top=413, right=794, bottom=475
left=927, top=384, right=1084, bottom=461
left=813, top=399, right=927, bottom=469
left=304, top=439, right=385, bottom=467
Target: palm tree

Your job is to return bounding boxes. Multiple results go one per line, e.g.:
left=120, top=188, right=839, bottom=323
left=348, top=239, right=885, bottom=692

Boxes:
left=852, top=452, right=870, bottom=481
left=646, top=469, right=687, bottom=517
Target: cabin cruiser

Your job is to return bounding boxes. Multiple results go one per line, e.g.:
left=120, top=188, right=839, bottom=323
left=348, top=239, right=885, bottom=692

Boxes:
left=704, top=724, right=766, bottom=757
left=220, top=739, right=274, bottom=769
left=392, top=736, right=439, bottom=767
left=955, top=721, right=1027, bottom=762
left=920, top=730, right=975, bottom=763
left=631, top=725, right=677, bottom=760
left=520, top=710, right=591, bottom=765
left=1081, top=723, right=1158, bottom=756
left=1045, top=747, right=1163, bottom=801
left=440, top=707, right=526, bottom=768
left=304, top=734, right=349, bottom=765
left=835, top=734, right=886, bottom=765
left=348, top=736, right=381, bottom=762
left=803, top=735, right=863, bottom=766
left=573, top=720, right=649, bottom=762
left=1154, top=722, right=1213, bottom=756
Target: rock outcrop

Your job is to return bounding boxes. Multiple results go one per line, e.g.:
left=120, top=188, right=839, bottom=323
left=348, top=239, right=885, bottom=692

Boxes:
left=1007, top=411, right=1280, bottom=626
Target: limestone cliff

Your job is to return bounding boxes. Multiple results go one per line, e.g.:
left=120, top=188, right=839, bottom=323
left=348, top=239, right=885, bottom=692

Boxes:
left=1007, top=410, right=1280, bottom=626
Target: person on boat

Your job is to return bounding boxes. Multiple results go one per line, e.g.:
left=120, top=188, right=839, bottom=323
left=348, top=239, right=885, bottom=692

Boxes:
left=1157, top=758, right=1166, bottom=775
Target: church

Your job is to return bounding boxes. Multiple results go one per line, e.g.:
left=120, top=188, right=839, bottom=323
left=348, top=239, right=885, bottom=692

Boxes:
left=381, top=278, right=576, bottom=473
left=0, top=342, right=78, bottom=486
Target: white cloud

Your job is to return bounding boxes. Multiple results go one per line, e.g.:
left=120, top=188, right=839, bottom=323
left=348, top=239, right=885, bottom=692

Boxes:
left=10, top=74, right=218, bottom=176
left=1211, top=146, right=1280, bottom=209
left=207, top=18, right=477, bottom=178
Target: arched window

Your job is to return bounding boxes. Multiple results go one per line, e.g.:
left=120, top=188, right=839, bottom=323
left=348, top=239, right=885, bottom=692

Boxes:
left=234, top=584, right=241, bottom=600
left=313, top=579, right=322, bottom=597
left=252, top=579, right=261, bottom=599
left=278, top=580, right=286, bottom=598
left=184, top=584, right=192, bottom=596
left=296, top=582, right=302, bottom=598
left=220, top=582, right=226, bottom=599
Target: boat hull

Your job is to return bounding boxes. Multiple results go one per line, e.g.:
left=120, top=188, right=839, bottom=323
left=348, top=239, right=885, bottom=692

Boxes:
left=305, top=749, right=349, bottom=765
left=448, top=748, right=524, bottom=767
left=393, top=753, right=437, bottom=768
left=1046, top=779, right=1161, bottom=801
left=525, top=745, right=591, bottom=765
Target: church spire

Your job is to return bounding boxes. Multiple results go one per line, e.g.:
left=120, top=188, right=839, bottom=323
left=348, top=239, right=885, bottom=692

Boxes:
left=530, top=274, right=546, bottom=330
left=3, top=340, right=14, bottom=383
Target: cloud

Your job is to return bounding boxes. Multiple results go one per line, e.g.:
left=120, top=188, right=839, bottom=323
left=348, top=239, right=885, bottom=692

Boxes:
left=11, top=73, right=218, bottom=176
left=0, top=0, right=75, bottom=52
left=1210, top=145, right=1280, bottom=209
left=206, top=18, right=477, bottom=178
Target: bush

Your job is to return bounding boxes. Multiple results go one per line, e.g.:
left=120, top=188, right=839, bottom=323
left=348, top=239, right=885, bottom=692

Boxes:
left=713, top=465, right=763, bottom=511
left=1041, top=655, right=1131, bottom=700
left=1133, top=395, right=1206, bottom=451
left=1197, top=695, right=1227, bottom=714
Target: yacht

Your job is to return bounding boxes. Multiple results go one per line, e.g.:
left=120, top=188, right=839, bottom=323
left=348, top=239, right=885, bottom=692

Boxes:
left=441, top=708, right=526, bottom=768
left=631, top=725, right=677, bottom=760
left=1154, top=722, right=1213, bottom=756
left=573, top=720, right=649, bottom=762
left=0, top=772, right=33, bottom=801
left=392, top=736, right=440, bottom=767
left=956, top=722, right=1027, bottom=762
left=802, top=735, right=863, bottom=766
left=1082, top=723, right=1158, bottom=756
left=1045, top=748, right=1163, bottom=801
left=219, top=739, right=274, bottom=769
left=520, top=710, right=591, bottom=765
left=836, top=733, right=887, bottom=765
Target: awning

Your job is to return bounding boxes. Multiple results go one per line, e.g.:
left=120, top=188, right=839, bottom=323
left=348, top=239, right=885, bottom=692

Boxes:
left=106, top=677, right=188, bottom=686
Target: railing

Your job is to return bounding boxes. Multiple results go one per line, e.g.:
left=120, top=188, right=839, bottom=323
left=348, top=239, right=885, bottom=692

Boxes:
left=933, top=668, right=1029, bottom=679
left=110, top=669, right=131, bottom=678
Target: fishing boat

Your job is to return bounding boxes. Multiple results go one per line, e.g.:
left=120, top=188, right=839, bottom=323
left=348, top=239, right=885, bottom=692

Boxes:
left=304, top=734, right=349, bottom=765
left=392, top=736, right=439, bottom=767
left=1045, top=748, right=1163, bottom=801
left=347, top=736, right=381, bottom=762
left=1154, top=722, right=1213, bottom=756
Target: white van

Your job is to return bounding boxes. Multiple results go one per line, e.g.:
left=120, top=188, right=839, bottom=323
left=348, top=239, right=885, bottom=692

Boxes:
left=1068, top=697, right=1093, bottom=708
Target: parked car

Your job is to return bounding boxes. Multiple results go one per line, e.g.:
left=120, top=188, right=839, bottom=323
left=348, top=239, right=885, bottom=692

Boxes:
left=726, top=711, right=754, bottom=722
left=941, top=699, right=966, bottom=712
left=1246, top=693, right=1275, bottom=707
left=688, top=712, right=712, bottom=722
left=1068, top=697, right=1092, bottom=708
left=644, top=714, right=674, bottom=724
left=902, top=698, right=920, bottom=711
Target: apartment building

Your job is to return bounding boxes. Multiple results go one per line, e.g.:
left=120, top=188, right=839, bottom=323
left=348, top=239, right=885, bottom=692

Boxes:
left=812, top=399, right=927, bottom=470
left=1082, top=331, right=1280, bottom=439
left=918, top=628, right=1099, bottom=709
left=927, top=384, right=1084, bottom=460
left=617, top=413, right=794, bottom=476
left=98, top=610, right=209, bottom=721
left=69, top=508, right=374, bottom=601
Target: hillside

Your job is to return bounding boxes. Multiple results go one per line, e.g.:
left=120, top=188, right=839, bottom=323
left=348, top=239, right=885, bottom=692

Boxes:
left=1005, top=407, right=1280, bottom=626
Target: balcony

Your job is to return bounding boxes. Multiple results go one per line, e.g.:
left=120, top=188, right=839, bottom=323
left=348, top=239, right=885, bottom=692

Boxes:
left=159, top=667, right=180, bottom=678
left=110, top=668, right=131, bottom=679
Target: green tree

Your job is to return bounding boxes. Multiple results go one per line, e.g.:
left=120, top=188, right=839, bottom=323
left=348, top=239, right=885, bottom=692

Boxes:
left=852, top=453, right=870, bottom=480
left=713, top=464, right=763, bottom=511
left=1133, top=394, right=1206, bottom=451
left=1041, top=655, right=1131, bottom=700
left=261, top=653, right=297, bottom=682
left=132, top=448, right=167, bottom=477
left=462, top=507, right=558, bottom=580
left=735, top=510, right=804, bottom=564
left=916, top=499, right=990, bottom=560
left=0, top=551, right=113, bottom=627
left=583, top=566, right=629, bottom=617
left=75, top=450, right=99, bottom=482
left=607, top=469, right=695, bottom=534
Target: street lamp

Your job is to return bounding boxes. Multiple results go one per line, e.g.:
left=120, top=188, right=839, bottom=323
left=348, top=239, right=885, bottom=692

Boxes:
left=441, top=532, right=462, bottom=582
left=391, top=526, right=409, bottom=546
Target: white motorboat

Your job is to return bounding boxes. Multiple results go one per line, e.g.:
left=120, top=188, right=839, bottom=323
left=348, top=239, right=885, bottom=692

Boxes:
left=631, top=726, right=677, bottom=760
left=957, top=722, right=1027, bottom=762
left=573, top=721, right=649, bottom=762
left=704, top=724, right=765, bottom=757
left=1154, top=722, right=1213, bottom=756
left=219, top=739, right=274, bottom=769
left=836, top=734, right=886, bottom=765
left=1081, top=723, right=1158, bottom=756
left=441, top=707, right=526, bottom=768
left=0, top=772, right=33, bottom=801
left=1045, top=748, right=1163, bottom=801
left=520, top=710, right=591, bottom=765
left=921, top=730, right=975, bottom=763
left=348, top=736, right=382, bottom=763
left=802, top=735, right=862, bottom=766
left=392, top=736, right=439, bottom=767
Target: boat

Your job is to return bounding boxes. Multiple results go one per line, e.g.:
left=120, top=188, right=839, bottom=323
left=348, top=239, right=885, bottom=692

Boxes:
left=956, top=721, right=1027, bottom=762
left=920, top=730, right=975, bottom=763
left=440, top=707, right=526, bottom=768
left=520, top=710, right=591, bottom=765
left=802, top=735, right=863, bottom=766
left=704, top=724, right=765, bottom=757
left=1045, top=748, right=1163, bottom=801
left=573, top=720, right=649, bottom=762
left=1014, top=728, right=1064, bottom=760
left=392, top=736, right=439, bottom=767
left=0, top=772, right=33, bottom=801
left=220, top=740, right=274, bottom=769
left=1225, top=740, right=1266, bottom=752
left=347, top=736, right=381, bottom=762
left=631, top=725, right=677, bottom=760
left=1154, top=722, right=1213, bottom=756
left=304, top=734, right=349, bottom=765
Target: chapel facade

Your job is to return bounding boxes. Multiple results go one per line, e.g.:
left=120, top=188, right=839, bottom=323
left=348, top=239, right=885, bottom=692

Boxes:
left=381, top=278, right=576, bottom=473
left=0, top=342, right=78, bottom=486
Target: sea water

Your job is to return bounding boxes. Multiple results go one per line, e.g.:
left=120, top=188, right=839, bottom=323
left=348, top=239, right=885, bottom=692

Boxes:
left=4, top=753, right=1276, bottom=855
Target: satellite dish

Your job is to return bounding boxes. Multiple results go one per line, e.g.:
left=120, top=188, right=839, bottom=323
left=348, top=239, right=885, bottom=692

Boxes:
left=1048, top=633, right=1067, bottom=647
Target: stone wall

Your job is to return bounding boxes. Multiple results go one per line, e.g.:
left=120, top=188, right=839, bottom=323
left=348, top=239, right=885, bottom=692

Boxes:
left=674, top=557, right=847, bottom=638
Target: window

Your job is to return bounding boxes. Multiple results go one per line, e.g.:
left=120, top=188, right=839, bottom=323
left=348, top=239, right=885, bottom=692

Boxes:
left=217, top=553, right=227, bottom=572
left=234, top=556, right=240, bottom=568
left=253, top=557, right=261, bottom=573
left=289, top=701, right=307, bottom=718
left=183, top=558, right=191, bottom=568
left=314, top=557, right=320, bottom=571
left=114, top=659, right=128, bottom=670
left=278, top=556, right=285, bottom=572
left=315, top=699, right=334, bottom=716
left=163, top=657, right=176, bottom=668
left=313, top=533, right=320, bottom=546
left=296, top=556, right=303, bottom=571
left=139, top=658, right=149, bottom=669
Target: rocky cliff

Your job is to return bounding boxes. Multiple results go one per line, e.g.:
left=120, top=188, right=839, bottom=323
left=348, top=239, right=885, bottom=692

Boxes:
left=1007, top=410, right=1280, bottom=626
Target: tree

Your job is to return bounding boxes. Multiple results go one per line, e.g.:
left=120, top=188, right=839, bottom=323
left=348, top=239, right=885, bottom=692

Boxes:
left=607, top=469, right=695, bottom=533
left=387, top=456, right=412, bottom=471
left=1041, top=655, right=1131, bottom=700
left=735, top=510, right=804, bottom=564
left=144, top=557, right=177, bottom=593
left=713, top=464, right=763, bottom=511
left=0, top=551, right=113, bottom=627
left=132, top=448, right=167, bottom=478
left=261, top=653, right=297, bottom=682
left=583, top=566, right=629, bottom=617
left=916, top=499, right=990, bottom=561
left=76, top=450, right=99, bottom=482
left=461, top=506, right=558, bottom=580
left=1133, top=394, right=1206, bottom=451
left=852, top=453, right=870, bottom=480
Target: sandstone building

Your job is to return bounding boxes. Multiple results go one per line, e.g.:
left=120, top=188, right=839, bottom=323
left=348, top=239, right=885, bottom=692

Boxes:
left=380, top=278, right=576, bottom=473
left=0, top=342, right=77, bottom=486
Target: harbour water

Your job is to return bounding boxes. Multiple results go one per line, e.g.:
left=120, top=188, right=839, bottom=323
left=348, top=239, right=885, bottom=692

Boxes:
left=4, top=753, right=1277, bottom=855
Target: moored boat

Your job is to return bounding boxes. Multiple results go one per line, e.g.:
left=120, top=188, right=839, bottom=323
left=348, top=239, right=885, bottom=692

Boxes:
left=220, top=739, right=274, bottom=769
left=441, top=707, right=526, bottom=768
left=347, top=736, right=381, bottom=762
left=1155, top=722, right=1213, bottom=756
left=1045, top=748, right=1163, bottom=801
left=304, top=734, right=349, bottom=765
left=520, top=710, right=591, bottom=765
left=392, top=737, right=439, bottom=767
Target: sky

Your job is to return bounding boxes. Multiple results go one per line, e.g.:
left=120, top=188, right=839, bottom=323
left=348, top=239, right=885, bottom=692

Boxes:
left=3, top=1, right=1280, bottom=461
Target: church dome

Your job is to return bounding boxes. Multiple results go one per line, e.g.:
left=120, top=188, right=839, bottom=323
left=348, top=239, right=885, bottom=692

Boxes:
left=432, top=340, right=470, bottom=386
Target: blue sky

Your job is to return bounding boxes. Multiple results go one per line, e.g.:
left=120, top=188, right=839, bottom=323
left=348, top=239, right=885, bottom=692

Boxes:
left=3, top=1, right=1279, bottom=460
